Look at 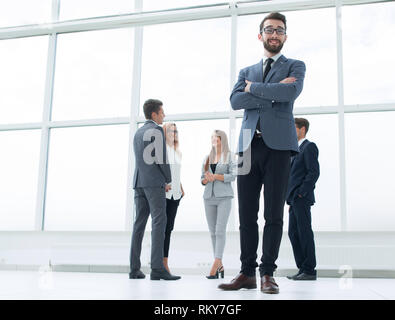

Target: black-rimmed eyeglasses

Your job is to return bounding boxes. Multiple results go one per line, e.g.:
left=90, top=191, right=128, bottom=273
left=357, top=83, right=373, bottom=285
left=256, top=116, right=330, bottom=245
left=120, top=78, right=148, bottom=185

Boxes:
left=261, top=27, right=286, bottom=35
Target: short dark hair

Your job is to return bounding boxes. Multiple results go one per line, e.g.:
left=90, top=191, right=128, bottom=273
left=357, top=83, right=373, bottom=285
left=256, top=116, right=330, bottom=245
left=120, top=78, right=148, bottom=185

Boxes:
left=295, top=118, right=310, bottom=134
left=260, top=12, right=287, bottom=34
left=143, top=99, right=163, bottom=120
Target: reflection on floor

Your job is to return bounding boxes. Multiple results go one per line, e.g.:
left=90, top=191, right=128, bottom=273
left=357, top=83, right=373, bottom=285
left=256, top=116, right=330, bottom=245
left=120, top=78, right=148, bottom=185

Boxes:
left=0, top=271, right=393, bottom=300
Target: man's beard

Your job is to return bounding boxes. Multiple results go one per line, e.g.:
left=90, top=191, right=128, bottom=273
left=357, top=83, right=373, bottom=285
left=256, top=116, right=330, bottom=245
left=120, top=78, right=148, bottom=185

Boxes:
left=263, top=39, right=284, bottom=54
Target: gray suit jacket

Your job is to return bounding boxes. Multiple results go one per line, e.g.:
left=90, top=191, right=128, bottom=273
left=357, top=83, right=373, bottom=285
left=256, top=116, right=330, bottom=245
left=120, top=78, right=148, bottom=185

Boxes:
left=201, top=153, right=236, bottom=199
left=133, top=120, right=171, bottom=189
left=230, top=55, right=306, bottom=154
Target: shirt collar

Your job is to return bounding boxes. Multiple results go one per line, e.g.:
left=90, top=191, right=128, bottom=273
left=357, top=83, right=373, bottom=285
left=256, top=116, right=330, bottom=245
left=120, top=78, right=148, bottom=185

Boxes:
left=263, top=52, right=282, bottom=65
left=146, top=119, right=160, bottom=126
left=298, top=138, right=307, bottom=147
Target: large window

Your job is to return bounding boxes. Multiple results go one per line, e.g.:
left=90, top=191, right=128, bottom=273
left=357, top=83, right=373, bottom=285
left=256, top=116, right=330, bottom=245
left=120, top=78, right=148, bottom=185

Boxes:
left=0, top=36, right=48, bottom=124
left=0, top=130, right=41, bottom=230
left=0, top=0, right=52, bottom=28
left=237, top=8, right=337, bottom=108
left=235, top=114, right=341, bottom=232
left=345, top=112, right=395, bottom=231
left=140, top=18, right=231, bottom=114
left=343, top=1, right=395, bottom=105
left=165, top=119, right=230, bottom=231
left=44, top=125, right=129, bottom=231
left=285, top=114, right=341, bottom=231
left=142, top=0, right=225, bottom=11
left=1, top=1, right=394, bottom=233
left=59, top=0, right=135, bottom=21
left=52, top=28, right=134, bottom=121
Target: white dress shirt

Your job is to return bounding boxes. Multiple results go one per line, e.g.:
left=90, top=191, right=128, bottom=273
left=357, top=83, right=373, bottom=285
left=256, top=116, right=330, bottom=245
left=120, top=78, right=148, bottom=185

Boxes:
left=166, top=145, right=182, bottom=200
left=262, top=52, right=282, bottom=74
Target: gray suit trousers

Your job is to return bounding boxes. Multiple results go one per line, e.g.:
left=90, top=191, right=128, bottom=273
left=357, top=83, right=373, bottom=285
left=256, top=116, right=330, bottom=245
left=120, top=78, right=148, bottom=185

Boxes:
left=130, top=186, right=167, bottom=271
left=204, top=197, right=232, bottom=260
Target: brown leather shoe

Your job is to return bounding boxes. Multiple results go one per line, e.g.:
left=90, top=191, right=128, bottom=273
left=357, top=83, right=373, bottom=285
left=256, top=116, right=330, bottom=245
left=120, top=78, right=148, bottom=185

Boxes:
left=218, top=273, right=257, bottom=291
left=261, top=275, right=279, bottom=294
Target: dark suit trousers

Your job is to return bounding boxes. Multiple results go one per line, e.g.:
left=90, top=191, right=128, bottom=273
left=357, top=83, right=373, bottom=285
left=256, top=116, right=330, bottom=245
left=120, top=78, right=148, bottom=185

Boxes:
left=130, top=186, right=167, bottom=271
left=288, top=197, right=317, bottom=275
left=238, top=136, right=291, bottom=277
left=164, top=197, right=180, bottom=258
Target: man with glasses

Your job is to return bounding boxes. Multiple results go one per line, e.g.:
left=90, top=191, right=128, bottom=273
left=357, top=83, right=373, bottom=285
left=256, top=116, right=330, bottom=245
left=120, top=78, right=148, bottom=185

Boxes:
left=219, top=12, right=306, bottom=294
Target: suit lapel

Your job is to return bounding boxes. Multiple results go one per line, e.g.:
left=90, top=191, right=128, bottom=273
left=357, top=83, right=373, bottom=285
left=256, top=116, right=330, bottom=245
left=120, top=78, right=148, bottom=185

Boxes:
left=291, top=139, right=309, bottom=167
left=252, top=60, right=264, bottom=82
left=291, top=156, right=296, bottom=167
left=265, top=55, right=287, bottom=83
left=299, top=139, right=309, bottom=152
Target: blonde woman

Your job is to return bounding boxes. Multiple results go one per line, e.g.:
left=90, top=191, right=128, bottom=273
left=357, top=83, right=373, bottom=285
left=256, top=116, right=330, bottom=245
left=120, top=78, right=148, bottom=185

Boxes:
left=201, top=130, right=236, bottom=279
left=162, top=122, right=184, bottom=274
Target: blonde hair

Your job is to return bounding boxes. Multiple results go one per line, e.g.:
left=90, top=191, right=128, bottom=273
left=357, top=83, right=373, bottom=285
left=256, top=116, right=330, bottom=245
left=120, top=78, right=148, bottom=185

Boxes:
left=204, top=130, right=230, bottom=172
left=163, top=122, right=180, bottom=153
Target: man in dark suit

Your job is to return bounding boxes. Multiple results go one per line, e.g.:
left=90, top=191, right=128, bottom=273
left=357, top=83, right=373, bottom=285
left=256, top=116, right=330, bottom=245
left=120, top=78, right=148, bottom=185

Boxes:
left=286, top=118, right=320, bottom=281
left=219, top=12, right=305, bottom=294
left=129, top=99, right=180, bottom=281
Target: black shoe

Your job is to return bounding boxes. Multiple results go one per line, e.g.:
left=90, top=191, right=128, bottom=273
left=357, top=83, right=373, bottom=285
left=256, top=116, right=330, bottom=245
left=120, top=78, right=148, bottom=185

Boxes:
left=294, top=272, right=317, bottom=281
left=286, top=270, right=303, bottom=280
left=129, top=270, right=145, bottom=279
left=206, top=266, right=224, bottom=279
left=150, top=269, right=181, bottom=281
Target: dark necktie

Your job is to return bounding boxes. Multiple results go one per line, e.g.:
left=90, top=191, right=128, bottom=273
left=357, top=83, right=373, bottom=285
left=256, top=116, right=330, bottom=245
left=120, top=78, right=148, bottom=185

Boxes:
left=263, top=58, right=274, bottom=82
left=256, top=58, right=274, bottom=133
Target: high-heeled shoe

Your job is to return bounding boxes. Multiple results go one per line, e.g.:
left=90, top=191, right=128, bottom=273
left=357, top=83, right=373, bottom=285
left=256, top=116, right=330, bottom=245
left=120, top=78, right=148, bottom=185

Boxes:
left=206, top=266, right=224, bottom=279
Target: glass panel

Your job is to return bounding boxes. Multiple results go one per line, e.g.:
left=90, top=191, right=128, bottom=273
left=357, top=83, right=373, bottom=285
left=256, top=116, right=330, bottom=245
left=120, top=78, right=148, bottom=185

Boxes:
left=343, top=2, right=395, bottom=105
left=235, top=113, right=341, bottom=231
left=0, top=130, right=41, bottom=230
left=140, top=18, right=231, bottom=114
left=143, top=0, right=225, bottom=11
left=52, top=28, right=134, bottom=120
left=236, top=8, right=337, bottom=108
left=59, top=0, right=135, bottom=21
left=345, top=112, right=395, bottom=231
left=158, top=119, right=231, bottom=231
left=0, top=36, right=48, bottom=124
left=44, top=125, right=129, bottom=231
left=0, top=0, right=52, bottom=28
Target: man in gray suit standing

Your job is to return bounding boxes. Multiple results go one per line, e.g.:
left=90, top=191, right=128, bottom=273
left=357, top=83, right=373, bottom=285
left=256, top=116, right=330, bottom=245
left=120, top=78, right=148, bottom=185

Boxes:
left=129, top=99, right=181, bottom=281
left=219, top=12, right=305, bottom=294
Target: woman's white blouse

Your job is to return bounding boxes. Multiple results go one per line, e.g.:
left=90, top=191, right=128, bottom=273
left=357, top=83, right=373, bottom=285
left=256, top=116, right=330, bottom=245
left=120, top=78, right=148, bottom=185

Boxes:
left=166, top=145, right=182, bottom=200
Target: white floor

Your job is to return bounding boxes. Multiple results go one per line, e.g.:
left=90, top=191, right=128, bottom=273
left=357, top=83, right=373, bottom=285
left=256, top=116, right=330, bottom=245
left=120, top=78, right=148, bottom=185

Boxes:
left=0, top=270, right=394, bottom=300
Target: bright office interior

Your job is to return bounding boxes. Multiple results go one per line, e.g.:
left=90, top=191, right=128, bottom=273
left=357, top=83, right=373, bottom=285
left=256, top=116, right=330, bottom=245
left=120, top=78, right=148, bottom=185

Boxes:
left=0, top=0, right=395, bottom=299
